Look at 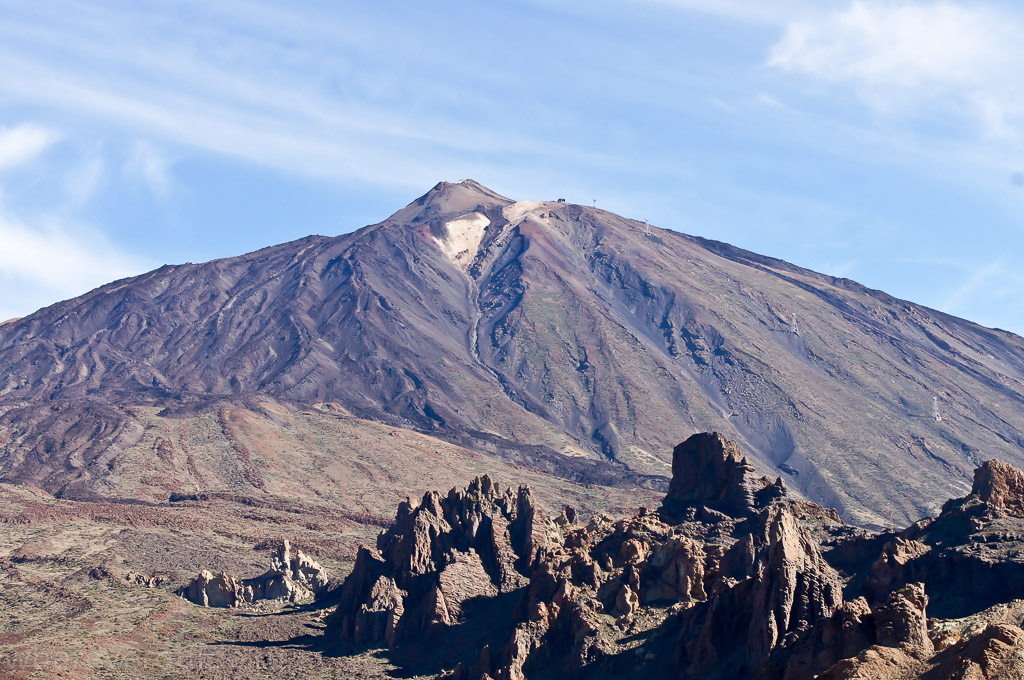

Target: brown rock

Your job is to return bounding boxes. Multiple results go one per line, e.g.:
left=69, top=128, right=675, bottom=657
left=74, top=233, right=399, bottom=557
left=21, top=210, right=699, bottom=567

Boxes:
left=177, top=570, right=250, bottom=608
left=617, top=538, right=649, bottom=566
left=972, top=459, right=1024, bottom=516
left=341, top=452, right=1024, bottom=680
left=646, top=534, right=707, bottom=602
left=820, top=623, right=1024, bottom=680
left=125, top=570, right=165, bottom=588
left=875, top=583, right=932, bottom=656
left=614, top=583, right=639, bottom=618
left=817, top=645, right=918, bottom=680
left=750, top=506, right=844, bottom=659
left=329, top=476, right=557, bottom=650
left=662, top=432, right=786, bottom=518
left=864, top=537, right=930, bottom=597
left=176, top=540, right=328, bottom=607
left=930, top=623, right=1024, bottom=678
left=436, top=549, right=498, bottom=623
left=677, top=505, right=843, bottom=679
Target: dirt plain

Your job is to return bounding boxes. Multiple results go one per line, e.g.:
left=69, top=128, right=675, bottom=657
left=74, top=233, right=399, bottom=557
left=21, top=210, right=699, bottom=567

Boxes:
left=0, top=403, right=654, bottom=679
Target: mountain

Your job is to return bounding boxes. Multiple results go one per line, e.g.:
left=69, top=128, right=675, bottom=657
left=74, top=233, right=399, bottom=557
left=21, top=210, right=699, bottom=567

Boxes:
left=1, top=179, right=1023, bottom=525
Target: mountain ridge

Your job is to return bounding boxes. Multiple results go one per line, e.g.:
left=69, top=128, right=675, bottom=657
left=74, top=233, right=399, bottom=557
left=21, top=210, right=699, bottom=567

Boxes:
left=1, top=179, right=1023, bottom=525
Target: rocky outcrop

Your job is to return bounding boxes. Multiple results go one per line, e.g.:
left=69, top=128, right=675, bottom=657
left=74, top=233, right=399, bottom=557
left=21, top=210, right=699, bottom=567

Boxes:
left=855, top=459, right=1024, bottom=618
left=125, top=570, right=166, bottom=588
left=819, top=621, right=1024, bottom=679
left=971, top=459, right=1024, bottom=516
left=328, top=475, right=557, bottom=649
left=329, top=434, right=1024, bottom=680
left=177, top=540, right=328, bottom=608
left=875, top=583, right=932, bottom=655
left=269, top=540, right=330, bottom=595
left=662, top=432, right=787, bottom=518
left=675, top=504, right=844, bottom=680
left=864, top=537, right=931, bottom=596
left=177, top=570, right=250, bottom=608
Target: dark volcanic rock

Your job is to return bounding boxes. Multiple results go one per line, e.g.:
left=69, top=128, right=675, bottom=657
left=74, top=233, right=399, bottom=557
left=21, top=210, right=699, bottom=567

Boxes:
left=662, top=431, right=787, bottom=518
left=328, top=475, right=557, bottom=650
left=328, top=434, right=1024, bottom=680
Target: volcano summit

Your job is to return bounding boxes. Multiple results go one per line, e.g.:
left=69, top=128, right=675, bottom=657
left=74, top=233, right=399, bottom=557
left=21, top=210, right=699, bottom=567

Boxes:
left=1, top=180, right=1023, bottom=526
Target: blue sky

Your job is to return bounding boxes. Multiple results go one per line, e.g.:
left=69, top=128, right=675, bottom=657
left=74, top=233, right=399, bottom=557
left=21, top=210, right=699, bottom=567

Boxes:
left=1, top=0, right=1023, bottom=335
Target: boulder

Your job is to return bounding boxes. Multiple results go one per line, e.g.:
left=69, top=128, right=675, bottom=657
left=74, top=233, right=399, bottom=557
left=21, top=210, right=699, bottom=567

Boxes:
left=177, top=570, right=250, bottom=608
left=875, top=583, right=932, bottom=656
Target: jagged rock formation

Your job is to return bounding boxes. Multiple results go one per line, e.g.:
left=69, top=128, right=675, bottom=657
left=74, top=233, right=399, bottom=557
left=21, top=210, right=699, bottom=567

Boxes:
left=328, top=433, right=1024, bottom=680
left=177, top=540, right=327, bottom=607
left=327, top=475, right=557, bottom=649
left=1, top=180, right=1023, bottom=525
left=971, top=459, right=1024, bottom=516
left=124, top=570, right=166, bottom=588
left=662, top=431, right=787, bottom=518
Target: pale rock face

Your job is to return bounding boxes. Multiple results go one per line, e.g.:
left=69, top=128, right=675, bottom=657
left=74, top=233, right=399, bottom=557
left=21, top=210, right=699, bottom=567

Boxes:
left=433, top=212, right=490, bottom=268
left=177, top=570, right=249, bottom=608
left=647, top=535, right=707, bottom=602
left=176, top=540, right=328, bottom=608
left=614, top=583, right=639, bottom=618
left=501, top=201, right=552, bottom=226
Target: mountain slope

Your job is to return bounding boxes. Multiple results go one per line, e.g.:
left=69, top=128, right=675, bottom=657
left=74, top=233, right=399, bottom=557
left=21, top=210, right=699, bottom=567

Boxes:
left=1, top=180, right=1023, bottom=525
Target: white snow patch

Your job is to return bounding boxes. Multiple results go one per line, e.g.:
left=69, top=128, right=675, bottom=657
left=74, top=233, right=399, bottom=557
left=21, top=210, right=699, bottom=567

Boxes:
left=434, top=212, right=490, bottom=268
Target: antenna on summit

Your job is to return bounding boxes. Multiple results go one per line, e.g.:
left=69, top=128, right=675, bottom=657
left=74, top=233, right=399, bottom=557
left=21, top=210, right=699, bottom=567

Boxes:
left=933, top=396, right=941, bottom=422
left=644, top=219, right=651, bottom=236
left=592, top=199, right=597, bottom=208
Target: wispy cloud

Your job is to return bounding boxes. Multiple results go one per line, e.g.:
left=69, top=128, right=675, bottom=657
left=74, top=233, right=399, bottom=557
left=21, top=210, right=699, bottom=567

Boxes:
left=125, top=141, right=173, bottom=202
left=0, top=120, right=150, bottom=318
left=0, top=123, right=60, bottom=172
left=0, top=206, right=152, bottom=319
left=940, top=260, right=1024, bottom=314
left=0, top=1, right=591, bottom=190
left=768, top=2, right=1024, bottom=137
left=63, top=151, right=106, bottom=207
left=632, top=0, right=820, bottom=26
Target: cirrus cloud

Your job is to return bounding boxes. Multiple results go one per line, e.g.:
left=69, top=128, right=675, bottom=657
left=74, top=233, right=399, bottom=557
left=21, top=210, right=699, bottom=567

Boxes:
left=0, top=206, right=152, bottom=320
left=0, top=123, right=61, bottom=172
left=768, top=2, right=1024, bottom=137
